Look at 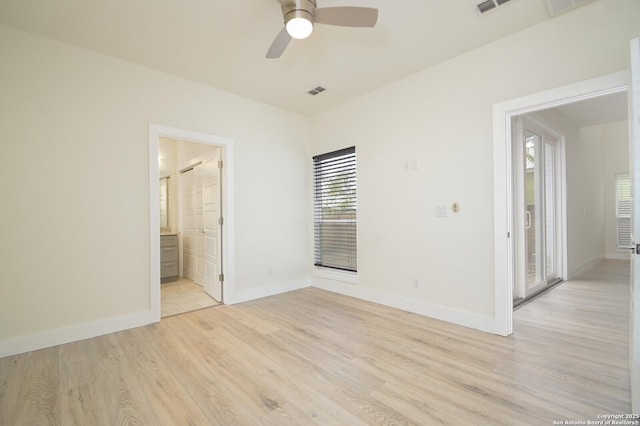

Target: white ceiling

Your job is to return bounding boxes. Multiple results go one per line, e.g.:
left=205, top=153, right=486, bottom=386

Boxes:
left=0, top=0, right=612, bottom=119
left=0, top=0, right=566, bottom=115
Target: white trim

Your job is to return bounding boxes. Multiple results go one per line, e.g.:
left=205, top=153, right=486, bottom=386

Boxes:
left=312, top=278, right=496, bottom=333
left=568, top=256, right=604, bottom=280
left=493, top=71, right=630, bottom=336
left=0, top=310, right=154, bottom=358
left=149, top=131, right=161, bottom=321
left=607, top=252, right=631, bottom=260
left=629, top=36, right=640, bottom=415
left=232, top=279, right=311, bottom=305
left=313, top=267, right=359, bottom=284
left=149, top=124, right=235, bottom=310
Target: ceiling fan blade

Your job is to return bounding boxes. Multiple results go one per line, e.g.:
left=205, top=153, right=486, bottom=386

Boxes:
left=314, top=7, right=378, bottom=28
left=266, top=27, right=292, bottom=59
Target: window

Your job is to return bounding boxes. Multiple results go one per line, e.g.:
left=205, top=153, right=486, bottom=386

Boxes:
left=616, top=173, right=631, bottom=249
left=313, top=147, right=357, bottom=272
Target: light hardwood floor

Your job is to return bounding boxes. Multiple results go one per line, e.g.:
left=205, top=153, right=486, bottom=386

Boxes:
left=0, top=259, right=631, bottom=425
left=161, top=277, right=220, bottom=318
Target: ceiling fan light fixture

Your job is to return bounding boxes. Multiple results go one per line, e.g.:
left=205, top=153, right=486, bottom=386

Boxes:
left=285, top=10, right=314, bottom=39
left=266, top=0, right=377, bottom=59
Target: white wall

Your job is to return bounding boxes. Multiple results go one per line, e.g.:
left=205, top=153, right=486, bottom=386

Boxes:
left=532, top=110, right=628, bottom=278
left=310, top=0, right=639, bottom=331
left=601, top=121, right=631, bottom=259
left=0, top=25, right=310, bottom=355
left=568, top=125, right=606, bottom=273
left=568, top=121, right=632, bottom=267
left=535, top=108, right=609, bottom=277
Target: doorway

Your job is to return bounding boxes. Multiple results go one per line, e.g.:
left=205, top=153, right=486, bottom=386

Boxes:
left=492, top=71, right=630, bottom=336
left=158, top=138, right=223, bottom=317
left=512, top=116, right=564, bottom=305
left=149, top=124, right=235, bottom=322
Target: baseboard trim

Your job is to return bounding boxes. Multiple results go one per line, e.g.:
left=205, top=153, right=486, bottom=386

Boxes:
left=311, top=278, right=497, bottom=334
left=568, top=256, right=603, bottom=280
left=606, top=252, right=631, bottom=260
left=1, top=276, right=499, bottom=358
left=229, top=279, right=310, bottom=305
left=0, top=310, right=157, bottom=358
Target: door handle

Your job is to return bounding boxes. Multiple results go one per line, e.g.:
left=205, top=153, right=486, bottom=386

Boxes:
left=525, top=211, right=532, bottom=229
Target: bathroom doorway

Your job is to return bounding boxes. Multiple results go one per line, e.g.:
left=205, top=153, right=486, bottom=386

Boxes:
left=159, top=138, right=223, bottom=317
left=149, top=124, right=235, bottom=321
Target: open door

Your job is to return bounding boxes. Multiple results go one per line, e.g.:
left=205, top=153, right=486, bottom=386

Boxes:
left=180, top=151, right=223, bottom=302
left=182, top=164, right=204, bottom=285
left=202, top=153, right=223, bottom=302
left=630, top=37, right=640, bottom=413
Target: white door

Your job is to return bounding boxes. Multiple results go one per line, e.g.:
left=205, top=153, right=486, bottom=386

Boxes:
left=182, top=170, right=192, bottom=280
left=629, top=37, right=640, bottom=413
left=183, top=166, right=205, bottom=285
left=514, top=117, right=561, bottom=301
left=202, top=153, right=223, bottom=302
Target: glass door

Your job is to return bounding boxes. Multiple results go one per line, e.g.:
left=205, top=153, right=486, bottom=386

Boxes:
left=514, top=117, right=561, bottom=303
left=524, top=128, right=546, bottom=295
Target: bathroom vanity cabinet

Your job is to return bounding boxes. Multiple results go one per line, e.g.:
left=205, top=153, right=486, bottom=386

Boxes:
left=160, top=234, right=178, bottom=283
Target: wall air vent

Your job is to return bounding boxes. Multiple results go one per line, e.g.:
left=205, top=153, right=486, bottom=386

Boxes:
left=545, top=0, right=593, bottom=16
left=307, top=86, right=326, bottom=96
left=476, top=0, right=511, bottom=14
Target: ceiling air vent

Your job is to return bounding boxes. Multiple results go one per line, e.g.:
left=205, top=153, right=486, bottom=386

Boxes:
left=307, top=86, right=326, bottom=96
left=476, top=0, right=511, bottom=14
left=476, top=0, right=496, bottom=13
left=545, top=0, right=593, bottom=16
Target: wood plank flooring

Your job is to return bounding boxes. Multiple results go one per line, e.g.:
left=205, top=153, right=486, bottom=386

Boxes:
left=0, top=259, right=631, bottom=425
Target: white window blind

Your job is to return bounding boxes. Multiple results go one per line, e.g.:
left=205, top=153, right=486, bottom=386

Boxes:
left=616, top=173, right=631, bottom=248
left=313, top=147, right=357, bottom=272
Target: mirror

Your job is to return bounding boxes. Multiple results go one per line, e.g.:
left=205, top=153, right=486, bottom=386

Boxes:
left=159, top=176, right=169, bottom=230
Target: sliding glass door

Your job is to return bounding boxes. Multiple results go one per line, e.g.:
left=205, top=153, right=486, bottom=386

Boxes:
left=514, top=117, right=562, bottom=302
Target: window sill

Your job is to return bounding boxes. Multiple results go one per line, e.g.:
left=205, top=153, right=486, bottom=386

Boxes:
left=313, top=267, right=358, bottom=284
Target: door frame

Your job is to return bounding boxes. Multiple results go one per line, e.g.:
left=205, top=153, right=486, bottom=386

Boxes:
left=629, top=37, right=640, bottom=413
left=149, top=124, right=235, bottom=322
left=492, top=71, right=629, bottom=336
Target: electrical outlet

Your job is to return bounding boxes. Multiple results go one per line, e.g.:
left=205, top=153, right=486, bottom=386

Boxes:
left=413, top=278, right=420, bottom=288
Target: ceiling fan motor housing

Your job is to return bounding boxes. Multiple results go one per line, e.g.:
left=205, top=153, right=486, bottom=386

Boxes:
left=281, top=0, right=317, bottom=25
left=267, top=0, right=378, bottom=58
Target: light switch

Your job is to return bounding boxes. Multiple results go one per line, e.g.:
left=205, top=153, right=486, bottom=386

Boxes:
left=403, top=159, right=419, bottom=172
left=435, top=206, right=447, bottom=217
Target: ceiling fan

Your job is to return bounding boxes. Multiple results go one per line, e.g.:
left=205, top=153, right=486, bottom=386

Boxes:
left=266, top=0, right=379, bottom=59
